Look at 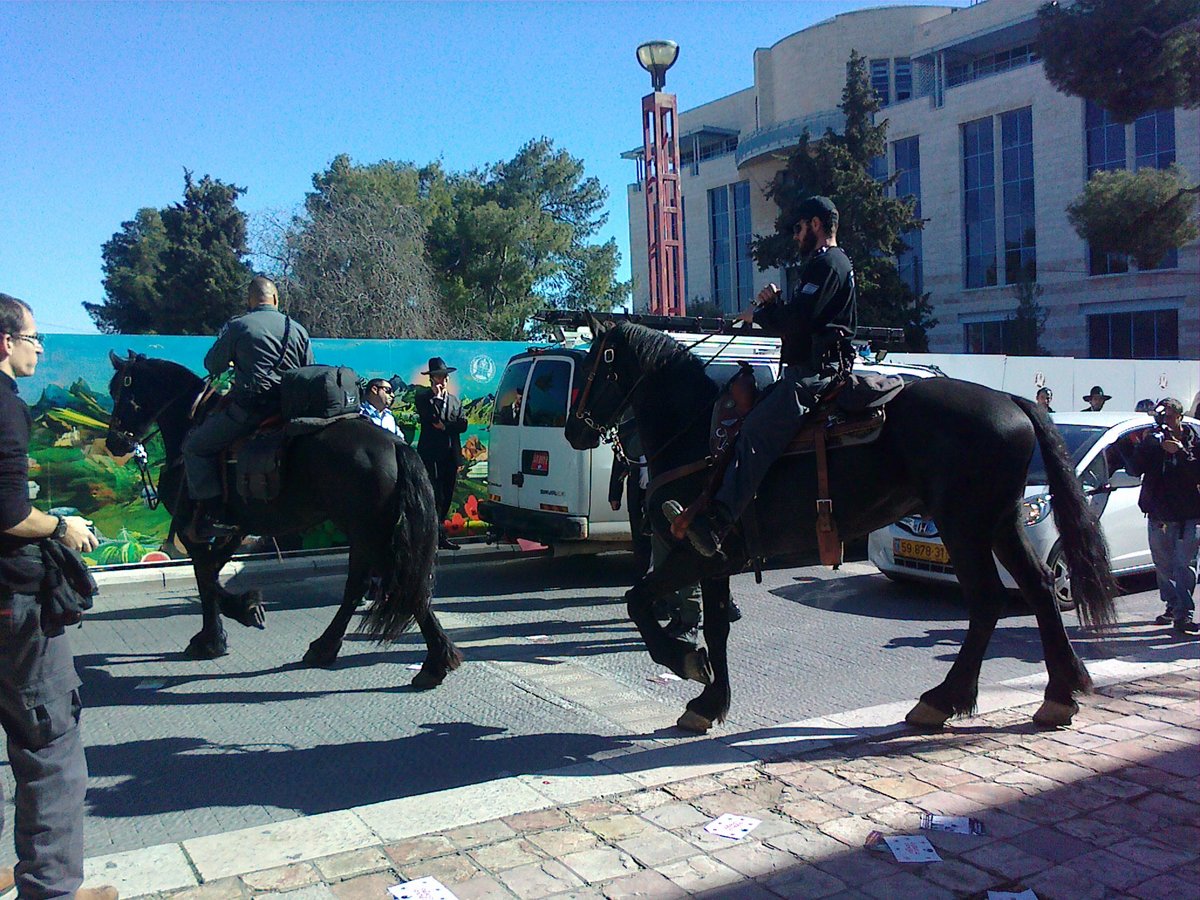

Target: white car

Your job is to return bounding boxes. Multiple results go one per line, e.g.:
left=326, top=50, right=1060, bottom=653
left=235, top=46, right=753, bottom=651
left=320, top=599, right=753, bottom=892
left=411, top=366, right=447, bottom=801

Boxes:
left=868, top=412, right=1197, bottom=608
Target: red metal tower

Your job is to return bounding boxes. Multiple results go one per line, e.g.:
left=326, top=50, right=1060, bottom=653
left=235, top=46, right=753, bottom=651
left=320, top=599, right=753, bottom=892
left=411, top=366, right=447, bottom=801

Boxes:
left=637, top=42, right=684, bottom=317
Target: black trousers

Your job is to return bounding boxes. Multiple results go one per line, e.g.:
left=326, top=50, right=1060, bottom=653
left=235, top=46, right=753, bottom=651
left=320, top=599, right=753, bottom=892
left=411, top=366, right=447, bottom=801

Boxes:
left=421, top=451, right=459, bottom=529
left=0, top=590, right=86, bottom=898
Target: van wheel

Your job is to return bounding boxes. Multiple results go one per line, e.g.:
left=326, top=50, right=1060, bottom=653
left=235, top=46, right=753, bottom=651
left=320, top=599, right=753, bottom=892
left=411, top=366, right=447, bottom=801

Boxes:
left=1048, top=545, right=1075, bottom=612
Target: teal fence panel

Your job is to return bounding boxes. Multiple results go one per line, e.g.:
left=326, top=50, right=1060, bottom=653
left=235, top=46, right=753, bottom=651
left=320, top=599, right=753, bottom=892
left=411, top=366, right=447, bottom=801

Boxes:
left=23, top=334, right=529, bottom=567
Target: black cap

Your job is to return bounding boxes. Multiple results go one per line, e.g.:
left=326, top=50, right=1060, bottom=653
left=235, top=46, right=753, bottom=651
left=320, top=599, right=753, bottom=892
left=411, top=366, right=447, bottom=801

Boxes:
left=795, top=195, right=839, bottom=231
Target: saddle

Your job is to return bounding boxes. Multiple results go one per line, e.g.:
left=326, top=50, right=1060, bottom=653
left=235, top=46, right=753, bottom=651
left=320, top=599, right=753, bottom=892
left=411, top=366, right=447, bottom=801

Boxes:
left=705, top=364, right=906, bottom=567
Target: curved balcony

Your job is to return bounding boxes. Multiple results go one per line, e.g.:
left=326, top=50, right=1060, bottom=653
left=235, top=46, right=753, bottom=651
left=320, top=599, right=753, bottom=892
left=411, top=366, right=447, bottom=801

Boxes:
left=734, top=108, right=845, bottom=168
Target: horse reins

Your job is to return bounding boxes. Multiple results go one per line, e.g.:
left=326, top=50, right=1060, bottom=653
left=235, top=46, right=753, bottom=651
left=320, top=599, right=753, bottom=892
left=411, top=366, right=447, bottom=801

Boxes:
left=575, top=327, right=740, bottom=470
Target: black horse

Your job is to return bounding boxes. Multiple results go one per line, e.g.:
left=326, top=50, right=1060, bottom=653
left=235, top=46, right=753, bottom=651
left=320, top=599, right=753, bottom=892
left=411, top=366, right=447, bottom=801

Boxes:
left=105, top=351, right=462, bottom=687
left=565, top=319, right=1117, bottom=733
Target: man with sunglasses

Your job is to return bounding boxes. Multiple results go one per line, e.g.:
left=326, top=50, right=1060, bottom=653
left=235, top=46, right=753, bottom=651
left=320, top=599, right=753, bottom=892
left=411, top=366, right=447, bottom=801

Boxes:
left=360, top=378, right=403, bottom=439
left=0, top=293, right=116, bottom=899
left=670, top=196, right=857, bottom=558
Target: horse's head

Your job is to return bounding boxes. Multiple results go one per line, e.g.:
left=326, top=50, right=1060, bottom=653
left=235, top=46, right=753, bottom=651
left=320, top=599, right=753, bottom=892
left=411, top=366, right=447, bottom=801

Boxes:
left=106, top=350, right=156, bottom=456
left=565, top=314, right=638, bottom=451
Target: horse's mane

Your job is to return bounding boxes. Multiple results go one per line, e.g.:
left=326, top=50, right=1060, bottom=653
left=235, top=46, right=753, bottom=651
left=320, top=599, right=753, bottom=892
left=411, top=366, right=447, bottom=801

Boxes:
left=614, top=322, right=710, bottom=383
left=140, top=356, right=203, bottom=386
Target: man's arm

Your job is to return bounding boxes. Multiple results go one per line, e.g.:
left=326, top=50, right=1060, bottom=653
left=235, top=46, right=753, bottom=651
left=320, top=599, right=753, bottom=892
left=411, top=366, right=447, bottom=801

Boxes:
left=204, top=323, right=236, bottom=376
left=4, top=508, right=98, bottom=553
left=753, top=257, right=836, bottom=335
left=1124, top=432, right=1160, bottom=477
left=446, top=396, right=468, bottom=435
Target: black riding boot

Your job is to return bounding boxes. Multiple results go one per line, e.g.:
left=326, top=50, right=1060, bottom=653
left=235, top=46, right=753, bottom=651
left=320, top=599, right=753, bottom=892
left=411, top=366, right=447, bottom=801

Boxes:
left=190, top=499, right=238, bottom=541
left=663, top=500, right=734, bottom=559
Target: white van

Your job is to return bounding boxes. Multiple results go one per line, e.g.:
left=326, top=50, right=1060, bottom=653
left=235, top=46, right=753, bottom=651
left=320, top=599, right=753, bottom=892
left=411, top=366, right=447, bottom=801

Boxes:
left=479, top=324, right=939, bottom=555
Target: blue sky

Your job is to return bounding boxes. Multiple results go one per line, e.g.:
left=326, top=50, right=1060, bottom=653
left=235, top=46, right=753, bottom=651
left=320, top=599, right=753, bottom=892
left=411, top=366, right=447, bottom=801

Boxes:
left=2, top=1, right=958, bottom=334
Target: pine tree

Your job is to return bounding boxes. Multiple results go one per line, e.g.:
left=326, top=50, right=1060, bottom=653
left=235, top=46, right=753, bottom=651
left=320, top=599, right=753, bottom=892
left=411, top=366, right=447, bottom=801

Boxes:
left=750, top=51, right=931, bottom=348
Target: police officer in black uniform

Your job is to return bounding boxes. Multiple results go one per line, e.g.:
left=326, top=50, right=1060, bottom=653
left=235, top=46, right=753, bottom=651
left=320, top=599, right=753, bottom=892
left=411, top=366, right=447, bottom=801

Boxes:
left=183, top=276, right=313, bottom=538
left=673, top=196, right=857, bottom=556
left=0, top=293, right=117, bottom=899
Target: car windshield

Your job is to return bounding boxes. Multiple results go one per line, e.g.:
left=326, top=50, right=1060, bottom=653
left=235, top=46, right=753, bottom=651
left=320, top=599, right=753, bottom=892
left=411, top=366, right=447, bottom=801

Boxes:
left=1026, top=424, right=1108, bottom=485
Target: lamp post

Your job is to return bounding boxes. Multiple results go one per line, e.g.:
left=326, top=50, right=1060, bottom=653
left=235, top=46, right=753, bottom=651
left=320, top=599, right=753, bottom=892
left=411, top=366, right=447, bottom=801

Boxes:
left=637, top=40, right=684, bottom=317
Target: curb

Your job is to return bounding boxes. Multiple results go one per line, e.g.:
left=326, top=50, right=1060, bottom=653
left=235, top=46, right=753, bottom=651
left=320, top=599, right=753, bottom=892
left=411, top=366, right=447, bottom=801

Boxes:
left=91, top=541, right=547, bottom=590
left=77, top=655, right=1199, bottom=897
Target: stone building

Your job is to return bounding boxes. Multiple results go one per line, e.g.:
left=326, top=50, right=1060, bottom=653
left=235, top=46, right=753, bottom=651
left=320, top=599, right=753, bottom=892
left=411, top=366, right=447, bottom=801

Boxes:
left=624, top=0, right=1199, bottom=358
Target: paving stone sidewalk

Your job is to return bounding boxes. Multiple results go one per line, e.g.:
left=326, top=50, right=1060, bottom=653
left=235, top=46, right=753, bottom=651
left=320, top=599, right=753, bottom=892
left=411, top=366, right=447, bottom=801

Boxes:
left=92, top=667, right=1198, bottom=899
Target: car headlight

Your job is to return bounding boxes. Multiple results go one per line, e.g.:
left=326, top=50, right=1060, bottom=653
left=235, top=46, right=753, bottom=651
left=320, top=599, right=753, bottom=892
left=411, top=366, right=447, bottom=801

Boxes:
left=1023, top=493, right=1052, bottom=526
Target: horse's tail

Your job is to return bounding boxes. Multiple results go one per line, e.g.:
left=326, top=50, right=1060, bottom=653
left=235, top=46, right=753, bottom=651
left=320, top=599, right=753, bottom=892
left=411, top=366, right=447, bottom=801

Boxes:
left=359, top=441, right=439, bottom=642
left=1012, top=396, right=1118, bottom=628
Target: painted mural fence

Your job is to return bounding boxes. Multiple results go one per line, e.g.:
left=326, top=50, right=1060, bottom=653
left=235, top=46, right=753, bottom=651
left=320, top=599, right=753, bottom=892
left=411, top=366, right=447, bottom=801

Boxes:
left=25, top=335, right=528, bottom=568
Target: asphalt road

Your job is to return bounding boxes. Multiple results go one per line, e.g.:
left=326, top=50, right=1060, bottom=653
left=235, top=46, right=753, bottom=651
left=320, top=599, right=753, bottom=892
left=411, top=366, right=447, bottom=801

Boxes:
left=0, top=550, right=1194, bottom=864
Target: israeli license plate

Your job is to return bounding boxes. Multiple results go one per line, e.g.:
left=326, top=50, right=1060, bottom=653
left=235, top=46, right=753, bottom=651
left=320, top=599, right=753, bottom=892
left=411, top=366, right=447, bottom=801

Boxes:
left=893, top=538, right=951, bottom=565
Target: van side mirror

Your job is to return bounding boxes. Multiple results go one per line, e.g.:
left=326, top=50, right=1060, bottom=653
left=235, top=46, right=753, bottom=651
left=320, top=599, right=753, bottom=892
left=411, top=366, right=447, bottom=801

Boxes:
left=1108, top=470, right=1141, bottom=489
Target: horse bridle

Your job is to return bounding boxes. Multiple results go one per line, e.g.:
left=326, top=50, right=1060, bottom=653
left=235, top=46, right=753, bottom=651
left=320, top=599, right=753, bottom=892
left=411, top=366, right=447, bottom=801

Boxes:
left=573, top=327, right=735, bottom=466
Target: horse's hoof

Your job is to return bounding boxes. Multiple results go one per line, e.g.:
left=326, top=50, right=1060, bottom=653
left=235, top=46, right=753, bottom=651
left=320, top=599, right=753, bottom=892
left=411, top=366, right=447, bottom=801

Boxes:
left=411, top=669, right=446, bottom=690
left=1033, top=699, right=1078, bottom=728
left=220, top=592, right=266, bottom=630
left=185, top=634, right=228, bottom=659
left=677, top=710, right=713, bottom=734
left=302, top=641, right=341, bottom=669
left=682, top=648, right=713, bottom=685
left=905, top=700, right=951, bottom=729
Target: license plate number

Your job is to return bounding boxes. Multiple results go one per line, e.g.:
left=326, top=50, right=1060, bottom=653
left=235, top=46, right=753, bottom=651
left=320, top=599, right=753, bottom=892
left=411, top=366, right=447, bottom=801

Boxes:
left=894, top=538, right=951, bottom=565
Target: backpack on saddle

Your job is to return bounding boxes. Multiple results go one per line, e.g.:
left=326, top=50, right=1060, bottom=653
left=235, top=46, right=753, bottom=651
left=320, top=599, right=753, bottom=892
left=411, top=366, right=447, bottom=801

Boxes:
left=231, top=365, right=363, bottom=503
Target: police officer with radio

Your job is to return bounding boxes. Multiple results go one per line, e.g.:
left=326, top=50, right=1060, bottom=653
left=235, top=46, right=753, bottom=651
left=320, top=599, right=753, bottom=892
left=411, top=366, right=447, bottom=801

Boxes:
left=182, top=277, right=313, bottom=539
left=670, top=196, right=857, bottom=557
left=1125, top=398, right=1200, bottom=634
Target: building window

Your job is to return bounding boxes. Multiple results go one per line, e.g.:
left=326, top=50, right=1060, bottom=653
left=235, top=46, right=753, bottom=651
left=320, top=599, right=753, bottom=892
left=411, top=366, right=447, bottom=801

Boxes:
left=893, top=136, right=923, bottom=295
left=869, top=155, right=888, bottom=182
left=962, top=117, right=997, bottom=289
left=946, top=43, right=1039, bottom=88
left=1001, top=107, right=1035, bottom=283
left=871, top=59, right=890, bottom=106
left=963, top=320, right=1011, bottom=354
left=1087, top=309, right=1179, bottom=359
left=731, top=181, right=754, bottom=309
left=1084, top=101, right=1129, bottom=276
left=1135, top=109, right=1178, bottom=269
left=709, top=186, right=732, bottom=310
left=894, top=58, right=912, bottom=101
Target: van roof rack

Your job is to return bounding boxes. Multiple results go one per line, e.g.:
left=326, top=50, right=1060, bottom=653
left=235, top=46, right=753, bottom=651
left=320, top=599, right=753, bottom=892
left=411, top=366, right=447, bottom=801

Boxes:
left=535, top=310, right=907, bottom=347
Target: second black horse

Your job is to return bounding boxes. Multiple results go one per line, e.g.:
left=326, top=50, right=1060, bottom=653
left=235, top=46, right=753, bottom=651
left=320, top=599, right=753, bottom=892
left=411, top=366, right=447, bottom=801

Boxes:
left=105, top=351, right=462, bottom=688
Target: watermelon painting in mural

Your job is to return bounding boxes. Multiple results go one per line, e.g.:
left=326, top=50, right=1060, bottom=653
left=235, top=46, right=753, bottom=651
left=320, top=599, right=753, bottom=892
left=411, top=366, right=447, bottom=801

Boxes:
left=23, top=334, right=527, bottom=567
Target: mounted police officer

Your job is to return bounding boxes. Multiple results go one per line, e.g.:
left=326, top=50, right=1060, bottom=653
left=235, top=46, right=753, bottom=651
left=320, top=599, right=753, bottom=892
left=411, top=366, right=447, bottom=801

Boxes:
left=183, top=276, right=313, bottom=539
left=670, top=195, right=857, bottom=557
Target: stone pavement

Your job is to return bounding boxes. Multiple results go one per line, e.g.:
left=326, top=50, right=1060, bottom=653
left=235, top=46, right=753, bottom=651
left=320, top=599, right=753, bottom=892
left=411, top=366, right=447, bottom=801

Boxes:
left=75, top=659, right=1198, bottom=899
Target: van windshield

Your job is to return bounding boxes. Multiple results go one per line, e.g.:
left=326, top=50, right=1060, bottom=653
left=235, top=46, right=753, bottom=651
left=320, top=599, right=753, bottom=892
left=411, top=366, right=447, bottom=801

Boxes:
left=492, top=360, right=531, bottom=426
left=523, top=358, right=573, bottom=428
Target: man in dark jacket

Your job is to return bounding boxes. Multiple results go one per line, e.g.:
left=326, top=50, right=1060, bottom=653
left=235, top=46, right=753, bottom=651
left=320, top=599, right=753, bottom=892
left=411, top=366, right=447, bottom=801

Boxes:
left=182, top=277, right=313, bottom=538
left=1125, top=398, right=1200, bottom=634
left=671, top=196, right=857, bottom=557
left=416, top=357, right=468, bottom=550
left=0, top=293, right=116, bottom=899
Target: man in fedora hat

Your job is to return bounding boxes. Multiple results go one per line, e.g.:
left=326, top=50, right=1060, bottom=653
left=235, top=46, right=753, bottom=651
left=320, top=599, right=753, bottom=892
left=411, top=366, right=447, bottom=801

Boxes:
left=416, top=357, right=468, bottom=550
left=1082, top=385, right=1111, bottom=412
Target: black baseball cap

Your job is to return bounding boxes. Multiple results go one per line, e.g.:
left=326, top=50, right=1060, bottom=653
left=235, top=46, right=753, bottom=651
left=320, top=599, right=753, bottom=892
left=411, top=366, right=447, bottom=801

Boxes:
left=795, top=195, right=839, bottom=231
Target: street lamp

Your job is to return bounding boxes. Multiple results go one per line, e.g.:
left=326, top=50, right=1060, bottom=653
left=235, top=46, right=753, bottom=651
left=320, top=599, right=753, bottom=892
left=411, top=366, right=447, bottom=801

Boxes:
left=636, top=40, right=679, bottom=92
left=637, top=41, right=685, bottom=317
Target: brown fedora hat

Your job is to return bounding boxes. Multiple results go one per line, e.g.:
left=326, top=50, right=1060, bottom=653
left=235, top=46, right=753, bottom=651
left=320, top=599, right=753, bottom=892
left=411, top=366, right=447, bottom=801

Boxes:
left=422, top=357, right=456, bottom=376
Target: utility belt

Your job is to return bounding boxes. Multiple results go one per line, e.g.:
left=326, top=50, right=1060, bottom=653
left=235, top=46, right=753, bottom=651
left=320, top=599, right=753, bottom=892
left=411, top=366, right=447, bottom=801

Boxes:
left=0, top=540, right=96, bottom=636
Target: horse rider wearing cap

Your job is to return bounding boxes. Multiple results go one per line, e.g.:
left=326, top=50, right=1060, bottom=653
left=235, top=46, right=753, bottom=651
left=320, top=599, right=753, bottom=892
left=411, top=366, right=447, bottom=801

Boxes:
left=671, top=195, right=858, bottom=557
left=416, top=357, right=468, bottom=550
left=183, top=276, right=313, bottom=539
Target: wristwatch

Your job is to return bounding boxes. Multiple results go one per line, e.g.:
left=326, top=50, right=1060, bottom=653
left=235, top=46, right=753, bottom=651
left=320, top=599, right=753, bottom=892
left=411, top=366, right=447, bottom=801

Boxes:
left=52, top=515, right=68, bottom=540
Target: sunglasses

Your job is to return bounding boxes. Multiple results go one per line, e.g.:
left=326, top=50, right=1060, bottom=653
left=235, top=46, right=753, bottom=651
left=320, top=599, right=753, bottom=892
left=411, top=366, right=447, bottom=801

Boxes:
left=9, top=332, right=45, bottom=346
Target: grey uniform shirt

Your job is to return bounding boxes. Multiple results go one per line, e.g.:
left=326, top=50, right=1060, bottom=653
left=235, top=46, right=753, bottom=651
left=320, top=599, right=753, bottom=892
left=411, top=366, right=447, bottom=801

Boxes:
left=205, top=305, right=314, bottom=406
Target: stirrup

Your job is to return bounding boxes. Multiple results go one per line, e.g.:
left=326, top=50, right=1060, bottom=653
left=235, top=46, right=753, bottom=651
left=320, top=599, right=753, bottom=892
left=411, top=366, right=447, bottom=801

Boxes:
left=663, top=500, right=723, bottom=558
